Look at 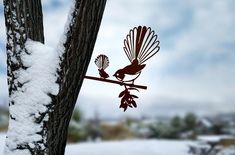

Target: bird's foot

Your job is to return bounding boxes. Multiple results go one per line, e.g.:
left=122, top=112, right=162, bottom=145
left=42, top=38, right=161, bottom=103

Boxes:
left=131, top=80, right=135, bottom=85
left=119, top=81, right=124, bottom=86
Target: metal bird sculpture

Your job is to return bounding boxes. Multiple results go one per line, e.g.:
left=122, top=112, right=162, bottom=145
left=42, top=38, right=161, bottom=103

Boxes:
left=85, top=26, right=160, bottom=112
left=114, top=26, right=160, bottom=84
left=95, top=54, right=109, bottom=79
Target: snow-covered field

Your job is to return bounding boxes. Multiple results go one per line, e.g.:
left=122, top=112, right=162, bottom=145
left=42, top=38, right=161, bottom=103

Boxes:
left=65, top=140, right=192, bottom=155
left=0, top=134, right=5, bottom=154
left=1, top=133, right=235, bottom=155
left=0, top=133, right=192, bottom=155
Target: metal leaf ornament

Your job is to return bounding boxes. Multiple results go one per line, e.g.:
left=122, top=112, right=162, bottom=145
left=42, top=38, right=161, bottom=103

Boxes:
left=119, top=86, right=139, bottom=112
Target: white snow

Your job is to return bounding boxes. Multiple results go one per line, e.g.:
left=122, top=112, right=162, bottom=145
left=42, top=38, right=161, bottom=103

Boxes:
left=65, top=139, right=193, bottom=155
left=0, top=134, right=5, bottom=155
left=197, top=135, right=235, bottom=143
left=4, top=40, right=59, bottom=154
left=218, top=147, right=235, bottom=155
left=200, top=118, right=213, bottom=128
left=1, top=133, right=193, bottom=155
left=57, top=0, right=76, bottom=57
left=1, top=133, right=235, bottom=155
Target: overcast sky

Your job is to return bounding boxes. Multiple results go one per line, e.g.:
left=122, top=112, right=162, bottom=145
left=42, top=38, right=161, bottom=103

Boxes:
left=0, top=0, right=235, bottom=119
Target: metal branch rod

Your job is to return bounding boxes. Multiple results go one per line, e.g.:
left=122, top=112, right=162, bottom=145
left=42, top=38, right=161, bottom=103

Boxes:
left=84, top=76, right=147, bottom=90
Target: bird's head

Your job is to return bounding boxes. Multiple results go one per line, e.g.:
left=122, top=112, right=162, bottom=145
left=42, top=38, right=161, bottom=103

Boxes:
left=113, top=69, right=125, bottom=81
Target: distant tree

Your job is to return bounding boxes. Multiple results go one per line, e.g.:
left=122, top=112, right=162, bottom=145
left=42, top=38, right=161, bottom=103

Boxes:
left=125, top=117, right=138, bottom=127
left=171, top=115, right=182, bottom=129
left=170, top=115, right=183, bottom=138
left=72, top=108, right=83, bottom=123
left=184, top=113, right=197, bottom=131
left=68, top=109, right=87, bottom=142
left=85, top=110, right=102, bottom=141
left=3, top=0, right=106, bottom=154
left=149, top=122, right=176, bottom=139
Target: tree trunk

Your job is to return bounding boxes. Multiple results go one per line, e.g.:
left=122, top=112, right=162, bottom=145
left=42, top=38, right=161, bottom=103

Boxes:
left=4, top=0, right=107, bottom=154
left=47, top=0, right=107, bottom=154
left=4, top=0, right=45, bottom=154
left=4, top=0, right=44, bottom=96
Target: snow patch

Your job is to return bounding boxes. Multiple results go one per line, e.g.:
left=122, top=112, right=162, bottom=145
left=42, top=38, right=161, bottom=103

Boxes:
left=57, top=0, right=76, bottom=57
left=197, top=135, right=235, bottom=143
left=65, top=140, right=193, bottom=155
left=22, top=40, right=59, bottom=96
left=4, top=40, right=59, bottom=154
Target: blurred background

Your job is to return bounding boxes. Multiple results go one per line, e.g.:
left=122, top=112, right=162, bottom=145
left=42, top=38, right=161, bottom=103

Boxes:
left=0, top=0, right=235, bottom=154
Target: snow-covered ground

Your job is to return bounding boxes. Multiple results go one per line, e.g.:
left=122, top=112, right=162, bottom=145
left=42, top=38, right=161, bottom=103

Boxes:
left=0, top=133, right=192, bottom=155
left=1, top=133, right=234, bottom=155
left=65, top=139, right=192, bottom=155
left=0, top=133, right=6, bottom=154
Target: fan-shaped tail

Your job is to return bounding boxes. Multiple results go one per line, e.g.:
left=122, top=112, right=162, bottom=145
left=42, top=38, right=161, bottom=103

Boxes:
left=123, top=26, right=160, bottom=64
left=95, top=54, right=109, bottom=70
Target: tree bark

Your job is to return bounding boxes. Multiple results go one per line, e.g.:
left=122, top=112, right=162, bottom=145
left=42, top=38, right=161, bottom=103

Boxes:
left=47, top=0, right=107, bottom=154
left=4, top=0, right=44, bottom=96
left=4, top=0, right=107, bottom=154
left=4, top=0, right=45, bottom=154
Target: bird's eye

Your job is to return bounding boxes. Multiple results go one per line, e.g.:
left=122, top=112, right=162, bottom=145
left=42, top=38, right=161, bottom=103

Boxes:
left=117, top=73, right=119, bottom=76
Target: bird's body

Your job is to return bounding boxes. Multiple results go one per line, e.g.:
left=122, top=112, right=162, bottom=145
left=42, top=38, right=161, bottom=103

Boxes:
left=114, top=26, right=160, bottom=83
left=120, top=59, right=145, bottom=75
left=98, top=68, right=109, bottom=79
left=114, top=59, right=145, bottom=82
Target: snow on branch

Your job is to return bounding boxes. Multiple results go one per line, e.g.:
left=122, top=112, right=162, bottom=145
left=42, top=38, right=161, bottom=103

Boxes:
left=5, top=40, right=59, bottom=154
left=57, top=0, right=79, bottom=57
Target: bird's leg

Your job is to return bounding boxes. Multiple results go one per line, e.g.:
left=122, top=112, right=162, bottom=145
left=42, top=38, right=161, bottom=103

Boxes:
left=131, top=79, right=135, bottom=85
left=131, top=72, right=142, bottom=85
left=119, top=80, right=124, bottom=86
